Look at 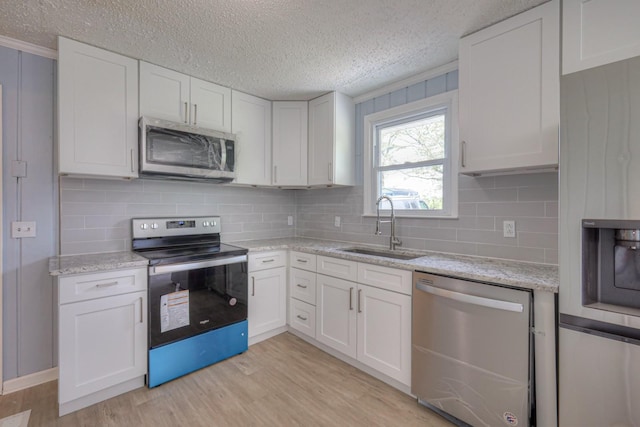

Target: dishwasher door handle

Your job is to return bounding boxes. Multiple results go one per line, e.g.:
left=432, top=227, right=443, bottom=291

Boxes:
left=416, top=281, right=523, bottom=313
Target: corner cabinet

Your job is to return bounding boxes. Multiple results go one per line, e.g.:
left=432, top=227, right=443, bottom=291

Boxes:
left=272, top=101, right=308, bottom=187
left=458, top=0, right=559, bottom=175
left=140, top=61, right=231, bottom=132
left=57, top=267, right=147, bottom=416
left=231, top=90, right=272, bottom=186
left=58, top=37, right=139, bottom=179
left=248, top=251, right=287, bottom=343
left=308, top=92, right=355, bottom=186
left=563, top=0, right=640, bottom=75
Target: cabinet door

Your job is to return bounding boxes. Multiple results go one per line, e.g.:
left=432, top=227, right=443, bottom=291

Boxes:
left=59, top=291, right=147, bottom=403
left=356, top=284, right=411, bottom=385
left=272, top=101, right=308, bottom=186
left=231, top=90, right=272, bottom=185
left=315, top=274, right=357, bottom=358
left=308, top=92, right=335, bottom=186
left=563, top=0, right=640, bottom=74
left=58, top=37, right=138, bottom=178
left=458, top=0, right=559, bottom=175
left=248, top=266, right=286, bottom=337
left=190, top=77, right=231, bottom=132
left=139, top=61, right=190, bottom=123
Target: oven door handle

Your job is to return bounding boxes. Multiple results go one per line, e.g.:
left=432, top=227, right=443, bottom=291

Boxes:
left=149, top=255, right=248, bottom=276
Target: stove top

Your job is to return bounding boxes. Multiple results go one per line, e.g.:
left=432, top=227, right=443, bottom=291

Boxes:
left=131, top=216, right=247, bottom=265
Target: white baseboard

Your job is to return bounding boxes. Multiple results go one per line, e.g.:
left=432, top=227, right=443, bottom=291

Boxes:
left=3, top=367, right=58, bottom=395
left=248, top=326, right=288, bottom=346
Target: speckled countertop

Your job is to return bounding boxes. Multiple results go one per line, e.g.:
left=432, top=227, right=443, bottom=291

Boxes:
left=49, top=251, right=149, bottom=276
left=229, top=237, right=559, bottom=293
left=49, top=238, right=558, bottom=293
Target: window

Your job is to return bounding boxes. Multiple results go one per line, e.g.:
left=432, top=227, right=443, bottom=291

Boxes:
left=364, top=91, right=458, bottom=217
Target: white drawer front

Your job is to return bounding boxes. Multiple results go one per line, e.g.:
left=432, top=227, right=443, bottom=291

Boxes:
left=290, top=268, right=317, bottom=305
left=59, top=267, right=147, bottom=304
left=289, top=298, right=316, bottom=338
left=317, top=255, right=358, bottom=282
left=357, top=263, right=412, bottom=295
left=248, top=250, right=287, bottom=271
left=289, top=251, right=317, bottom=271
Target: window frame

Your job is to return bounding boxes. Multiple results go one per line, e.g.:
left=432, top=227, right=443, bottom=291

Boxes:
left=363, top=90, right=459, bottom=218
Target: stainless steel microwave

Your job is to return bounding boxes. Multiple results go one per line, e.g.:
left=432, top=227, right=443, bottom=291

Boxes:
left=139, top=116, right=236, bottom=182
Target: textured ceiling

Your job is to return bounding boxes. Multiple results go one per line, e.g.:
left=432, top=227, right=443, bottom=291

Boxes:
left=0, top=0, right=548, bottom=100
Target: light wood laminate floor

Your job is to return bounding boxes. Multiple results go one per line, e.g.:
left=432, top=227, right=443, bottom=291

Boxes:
left=0, top=332, right=453, bottom=426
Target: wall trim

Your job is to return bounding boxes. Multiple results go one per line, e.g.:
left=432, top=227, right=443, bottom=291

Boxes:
left=2, top=367, right=58, bottom=395
left=352, top=60, right=458, bottom=105
left=0, top=35, right=57, bottom=60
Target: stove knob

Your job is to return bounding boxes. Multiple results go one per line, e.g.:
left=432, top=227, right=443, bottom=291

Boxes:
left=203, top=221, right=209, bottom=227
left=140, top=223, right=149, bottom=230
left=212, top=220, right=217, bottom=227
left=151, top=223, right=159, bottom=229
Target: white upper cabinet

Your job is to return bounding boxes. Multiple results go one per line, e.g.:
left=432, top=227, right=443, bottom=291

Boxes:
left=563, top=0, right=640, bottom=75
left=458, top=0, right=559, bottom=175
left=58, top=37, right=139, bottom=179
left=272, top=101, right=308, bottom=186
left=308, top=92, right=355, bottom=186
left=140, top=62, right=231, bottom=132
left=231, top=90, right=272, bottom=186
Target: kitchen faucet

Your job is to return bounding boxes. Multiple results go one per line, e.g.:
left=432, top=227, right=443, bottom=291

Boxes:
left=375, top=195, right=402, bottom=250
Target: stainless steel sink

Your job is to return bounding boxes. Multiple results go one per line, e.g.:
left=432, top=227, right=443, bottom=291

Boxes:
left=342, top=247, right=423, bottom=260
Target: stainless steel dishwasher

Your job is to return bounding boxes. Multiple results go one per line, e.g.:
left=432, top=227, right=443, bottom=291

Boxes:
left=412, top=271, right=534, bottom=427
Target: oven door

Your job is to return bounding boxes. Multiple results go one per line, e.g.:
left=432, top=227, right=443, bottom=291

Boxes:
left=148, top=255, right=247, bottom=349
left=139, top=116, right=235, bottom=181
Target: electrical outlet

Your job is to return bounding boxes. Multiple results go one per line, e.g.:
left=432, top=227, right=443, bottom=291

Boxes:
left=287, top=216, right=293, bottom=226
left=503, top=220, right=516, bottom=238
left=334, top=216, right=341, bottom=227
left=11, top=221, right=37, bottom=238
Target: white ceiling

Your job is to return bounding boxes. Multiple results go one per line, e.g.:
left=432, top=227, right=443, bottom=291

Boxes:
left=0, top=0, right=548, bottom=100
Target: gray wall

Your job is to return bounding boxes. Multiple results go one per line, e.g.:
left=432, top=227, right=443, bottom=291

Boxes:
left=1, top=46, right=56, bottom=380
left=60, top=178, right=297, bottom=254
left=296, top=71, right=559, bottom=265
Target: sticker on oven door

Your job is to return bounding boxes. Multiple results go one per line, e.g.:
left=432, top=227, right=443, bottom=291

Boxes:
left=503, top=412, right=518, bottom=426
left=160, top=290, right=190, bottom=333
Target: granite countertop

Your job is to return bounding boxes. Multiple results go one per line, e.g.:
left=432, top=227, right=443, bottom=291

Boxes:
left=49, top=251, right=149, bottom=276
left=229, top=237, right=559, bottom=293
left=49, top=237, right=559, bottom=293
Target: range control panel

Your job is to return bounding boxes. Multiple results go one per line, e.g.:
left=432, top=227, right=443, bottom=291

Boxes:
left=132, top=216, right=221, bottom=238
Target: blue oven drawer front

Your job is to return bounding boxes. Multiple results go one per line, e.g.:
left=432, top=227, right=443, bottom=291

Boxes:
left=148, top=320, right=248, bottom=388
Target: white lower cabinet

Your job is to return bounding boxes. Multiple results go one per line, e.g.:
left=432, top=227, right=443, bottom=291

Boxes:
left=289, top=251, right=318, bottom=338
left=248, top=251, right=287, bottom=340
left=57, top=267, right=147, bottom=416
left=312, top=257, right=412, bottom=386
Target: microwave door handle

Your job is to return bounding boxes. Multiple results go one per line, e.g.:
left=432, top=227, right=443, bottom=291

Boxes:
left=220, top=140, right=227, bottom=170
left=149, top=255, right=247, bottom=276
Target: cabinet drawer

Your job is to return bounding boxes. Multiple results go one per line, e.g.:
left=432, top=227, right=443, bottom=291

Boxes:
left=317, top=255, right=357, bottom=282
left=248, top=250, right=287, bottom=272
left=59, top=268, right=147, bottom=304
left=289, top=251, right=316, bottom=271
left=357, top=263, right=412, bottom=296
left=289, top=298, right=316, bottom=338
left=290, top=268, right=316, bottom=305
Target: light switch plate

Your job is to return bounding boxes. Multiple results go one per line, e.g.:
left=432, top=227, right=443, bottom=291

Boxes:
left=503, top=220, right=516, bottom=238
left=11, top=221, right=36, bottom=238
left=287, top=216, right=293, bottom=226
left=334, top=216, right=341, bottom=227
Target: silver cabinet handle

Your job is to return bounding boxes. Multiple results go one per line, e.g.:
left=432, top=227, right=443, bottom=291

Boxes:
left=184, top=102, right=188, bottom=124
left=416, top=281, right=524, bottom=313
left=274, top=165, right=278, bottom=183
left=461, top=140, right=467, bottom=168
left=193, top=104, right=198, bottom=125
left=296, top=314, right=308, bottom=321
left=252, top=276, right=255, bottom=297
left=296, top=259, right=308, bottom=263
left=296, top=284, right=308, bottom=289
left=349, top=287, right=354, bottom=310
left=357, top=289, right=362, bottom=313
left=262, top=259, right=275, bottom=264
left=130, top=149, right=135, bottom=173
left=95, top=281, right=118, bottom=288
left=328, top=162, right=333, bottom=182
left=138, top=297, right=144, bottom=323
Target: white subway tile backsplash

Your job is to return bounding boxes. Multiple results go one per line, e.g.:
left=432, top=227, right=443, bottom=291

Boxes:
left=459, top=188, right=518, bottom=203
left=477, top=202, right=546, bottom=217
left=518, top=232, right=558, bottom=249
left=518, top=185, right=559, bottom=201
left=477, top=244, right=545, bottom=263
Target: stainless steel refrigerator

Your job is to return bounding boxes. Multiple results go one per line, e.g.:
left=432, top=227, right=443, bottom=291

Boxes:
left=559, top=56, right=640, bottom=426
